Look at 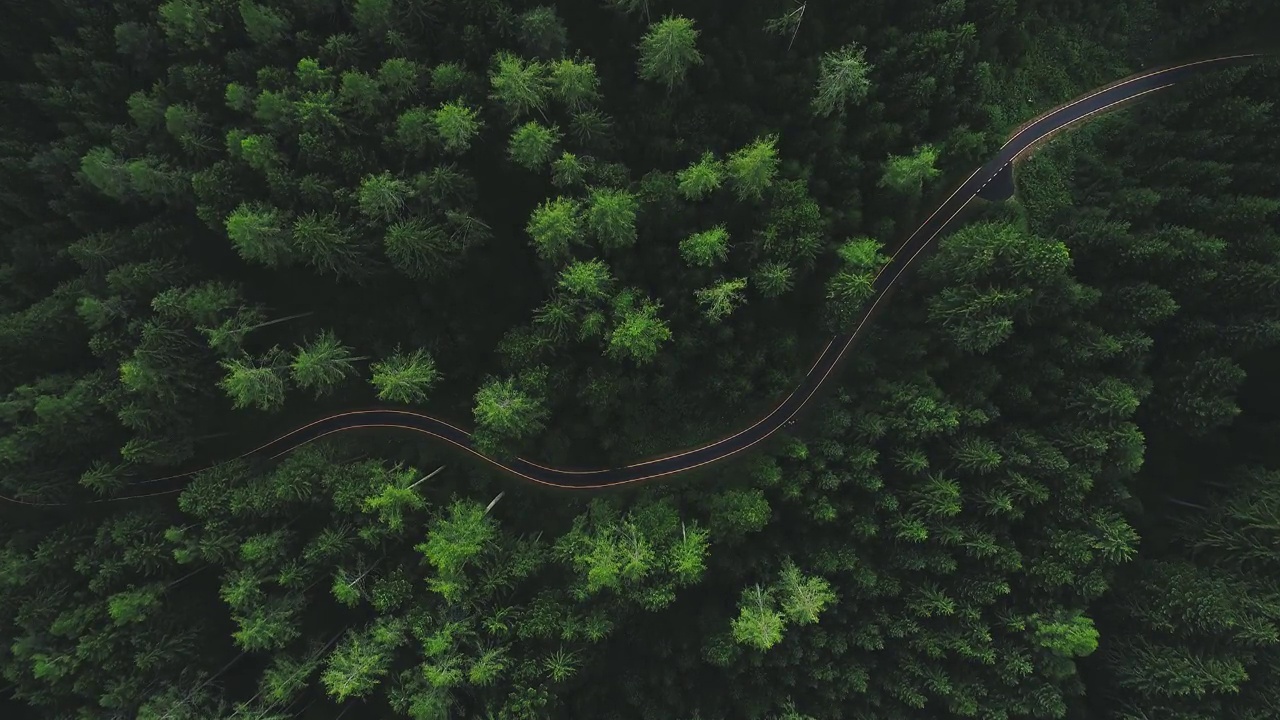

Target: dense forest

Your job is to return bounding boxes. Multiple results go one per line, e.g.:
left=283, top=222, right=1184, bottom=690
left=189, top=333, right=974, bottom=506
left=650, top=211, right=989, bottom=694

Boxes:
left=1, top=0, right=1278, bottom=718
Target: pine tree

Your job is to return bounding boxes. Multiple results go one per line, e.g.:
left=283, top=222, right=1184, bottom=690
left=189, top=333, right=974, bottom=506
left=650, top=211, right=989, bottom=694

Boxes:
left=680, top=226, right=730, bottom=267
left=394, top=106, right=435, bottom=155
left=473, top=376, right=550, bottom=449
left=218, top=347, right=289, bottom=411
left=370, top=349, right=441, bottom=404
left=695, top=278, right=748, bottom=323
left=585, top=188, right=639, bottom=251
left=489, top=52, right=550, bottom=119
left=517, top=5, right=569, bottom=60
left=753, top=261, right=795, bottom=298
left=290, top=212, right=360, bottom=277
left=727, top=136, right=781, bottom=202
left=431, top=101, right=483, bottom=154
left=509, top=121, right=562, bottom=170
left=676, top=151, right=724, bottom=200
left=558, top=259, right=615, bottom=300
left=636, top=16, right=703, bottom=90
left=357, top=172, right=413, bottom=222
left=321, top=621, right=405, bottom=701
left=812, top=42, right=873, bottom=117
left=607, top=296, right=672, bottom=364
left=378, top=58, right=422, bottom=101
left=879, top=144, right=942, bottom=195
left=226, top=203, right=294, bottom=267
left=239, top=1, right=289, bottom=46
left=291, top=330, right=360, bottom=397
left=527, top=197, right=584, bottom=262
left=732, top=585, right=785, bottom=650
left=157, top=0, right=221, bottom=50
left=550, top=58, right=601, bottom=110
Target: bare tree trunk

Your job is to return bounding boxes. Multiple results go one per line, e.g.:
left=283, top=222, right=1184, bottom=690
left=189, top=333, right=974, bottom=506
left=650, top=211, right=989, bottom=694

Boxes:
left=409, top=465, right=447, bottom=490
left=1165, top=496, right=1210, bottom=511
left=243, top=311, right=315, bottom=334
left=485, top=491, right=506, bottom=514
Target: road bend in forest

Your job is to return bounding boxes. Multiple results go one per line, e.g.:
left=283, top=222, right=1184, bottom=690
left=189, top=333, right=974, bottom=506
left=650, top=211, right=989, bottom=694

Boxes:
left=218, top=53, right=1263, bottom=490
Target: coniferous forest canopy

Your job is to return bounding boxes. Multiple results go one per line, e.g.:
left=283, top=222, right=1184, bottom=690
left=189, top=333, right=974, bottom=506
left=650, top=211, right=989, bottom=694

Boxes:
left=2, top=0, right=1279, bottom=718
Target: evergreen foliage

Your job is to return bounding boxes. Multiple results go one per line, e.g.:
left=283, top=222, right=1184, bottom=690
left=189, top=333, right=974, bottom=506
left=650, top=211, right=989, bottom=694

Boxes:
left=0, top=1, right=1277, bottom=718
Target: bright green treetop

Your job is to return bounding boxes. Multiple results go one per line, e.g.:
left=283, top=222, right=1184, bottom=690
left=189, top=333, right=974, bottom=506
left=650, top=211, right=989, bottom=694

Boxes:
left=369, top=349, right=441, bottom=404
left=637, top=15, right=703, bottom=90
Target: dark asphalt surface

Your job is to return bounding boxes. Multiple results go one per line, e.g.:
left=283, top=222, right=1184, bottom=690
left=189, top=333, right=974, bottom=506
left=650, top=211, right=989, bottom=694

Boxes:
left=165, top=54, right=1269, bottom=491
left=235, top=54, right=1264, bottom=486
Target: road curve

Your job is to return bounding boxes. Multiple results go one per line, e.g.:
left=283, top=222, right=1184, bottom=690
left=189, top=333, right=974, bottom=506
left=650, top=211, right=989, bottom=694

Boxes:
left=7, top=54, right=1263, bottom=505
left=190, top=54, right=1267, bottom=490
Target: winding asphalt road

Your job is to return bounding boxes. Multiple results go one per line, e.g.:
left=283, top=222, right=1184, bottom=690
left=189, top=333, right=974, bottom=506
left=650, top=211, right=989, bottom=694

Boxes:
left=217, top=54, right=1265, bottom=490
left=5, top=54, right=1260, bottom=506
